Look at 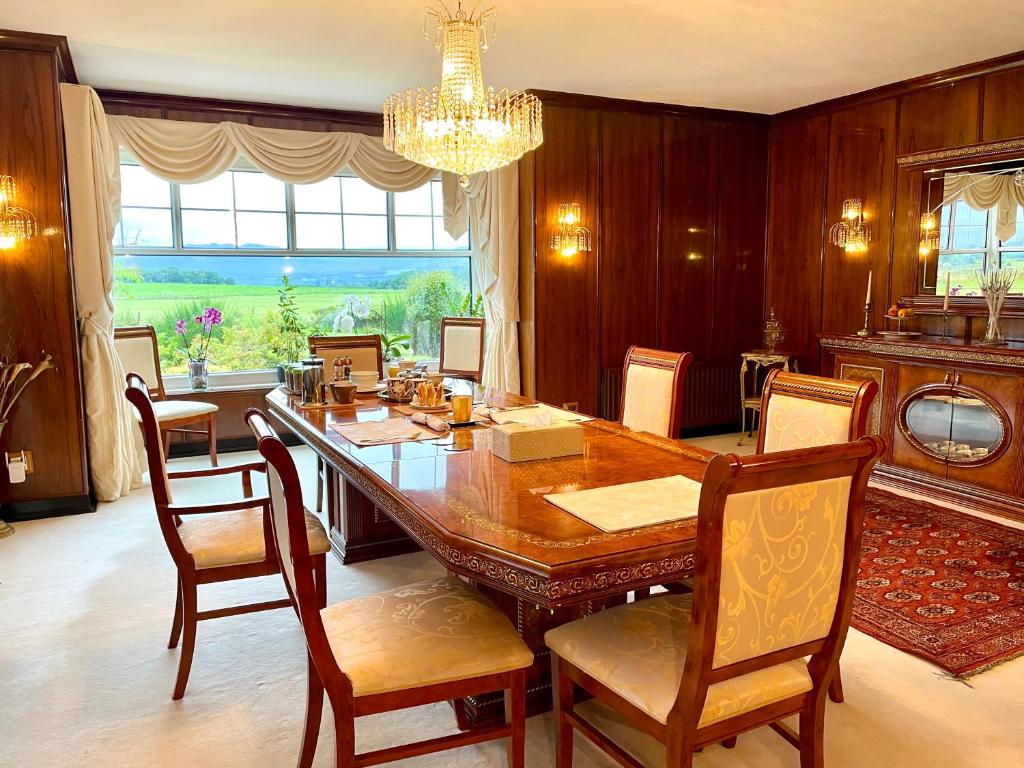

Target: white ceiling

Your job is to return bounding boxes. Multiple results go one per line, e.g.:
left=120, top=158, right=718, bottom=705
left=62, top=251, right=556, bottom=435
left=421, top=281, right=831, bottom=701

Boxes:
left=3, top=1, right=1023, bottom=115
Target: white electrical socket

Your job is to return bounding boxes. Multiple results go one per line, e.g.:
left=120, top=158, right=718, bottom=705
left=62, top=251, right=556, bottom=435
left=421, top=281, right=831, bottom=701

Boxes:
left=6, top=454, right=26, bottom=484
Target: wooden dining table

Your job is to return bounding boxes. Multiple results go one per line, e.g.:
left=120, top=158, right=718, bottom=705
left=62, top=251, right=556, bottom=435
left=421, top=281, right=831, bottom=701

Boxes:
left=265, top=384, right=713, bottom=727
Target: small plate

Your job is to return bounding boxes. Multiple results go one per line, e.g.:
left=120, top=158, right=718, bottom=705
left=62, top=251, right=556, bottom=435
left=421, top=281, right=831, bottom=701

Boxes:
left=410, top=402, right=451, bottom=413
left=356, top=382, right=385, bottom=394
left=877, top=330, right=922, bottom=338
left=445, top=419, right=482, bottom=428
left=377, top=391, right=413, bottom=403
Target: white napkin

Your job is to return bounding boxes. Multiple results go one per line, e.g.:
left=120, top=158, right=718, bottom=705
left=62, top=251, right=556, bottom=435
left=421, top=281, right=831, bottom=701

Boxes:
left=410, top=411, right=451, bottom=434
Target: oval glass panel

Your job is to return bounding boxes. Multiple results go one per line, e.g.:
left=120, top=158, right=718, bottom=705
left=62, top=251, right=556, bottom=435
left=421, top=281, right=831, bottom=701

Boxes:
left=904, top=388, right=1004, bottom=463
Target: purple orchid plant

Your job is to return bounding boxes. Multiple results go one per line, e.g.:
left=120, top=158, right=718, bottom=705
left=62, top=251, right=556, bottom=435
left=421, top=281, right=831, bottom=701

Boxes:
left=176, top=306, right=223, bottom=362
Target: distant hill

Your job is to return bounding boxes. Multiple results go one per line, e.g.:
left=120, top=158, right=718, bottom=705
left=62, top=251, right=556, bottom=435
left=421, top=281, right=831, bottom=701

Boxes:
left=115, top=254, right=470, bottom=289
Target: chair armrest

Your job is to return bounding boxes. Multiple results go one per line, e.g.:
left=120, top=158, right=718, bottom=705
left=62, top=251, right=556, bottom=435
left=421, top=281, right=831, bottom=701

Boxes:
left=165, top=496, right=270, bottom=515
left=167, top=462, right=266, bottom=480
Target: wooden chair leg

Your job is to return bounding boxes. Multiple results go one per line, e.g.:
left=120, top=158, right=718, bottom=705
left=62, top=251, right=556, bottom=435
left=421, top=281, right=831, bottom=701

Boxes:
left=799, top=696, right=826, bottom=768
left=828, top=668, right=844, bottom=703
left=162, top=429, right=172, bottom=460
left=332, top=702, right=356, bottom=768
left=553, top=658, right=574, bottom=768
left=316, top=457, right=324, bottom=514
left=721, top=736, right=737, bottom=749
left=207, top=414, right=218, bottom=467
left=314, top=554, right=327, bottom=609
left=172, top=577, right=198, bottom=700
left=168, top=577, right=184, bottom=649
left=505, top=669, right=526, bottom=768
left=298, top=653, right=324, bottom=768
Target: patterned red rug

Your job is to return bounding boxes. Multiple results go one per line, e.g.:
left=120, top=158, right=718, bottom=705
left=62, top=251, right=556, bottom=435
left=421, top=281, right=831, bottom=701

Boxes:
left=854, top=489, right=1024, bottom=678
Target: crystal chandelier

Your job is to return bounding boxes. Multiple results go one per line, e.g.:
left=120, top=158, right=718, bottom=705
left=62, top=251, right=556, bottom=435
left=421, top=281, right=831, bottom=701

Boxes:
left=383, top=1, right=543, bottom=186
left=829, top=198, right=870, bottom=254
left=551, top=203, right=592, bottom=258
left=0, top=175, right=38, bottom=250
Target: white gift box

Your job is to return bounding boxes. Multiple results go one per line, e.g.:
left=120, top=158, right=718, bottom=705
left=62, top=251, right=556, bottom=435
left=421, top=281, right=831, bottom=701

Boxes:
left=490, top=421, right=584, bottom=463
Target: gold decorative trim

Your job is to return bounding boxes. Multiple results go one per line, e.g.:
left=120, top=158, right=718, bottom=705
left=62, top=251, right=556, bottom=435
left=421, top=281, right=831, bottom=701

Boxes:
left=820, top=336, right=1024, bottom=369
left=770, top=379, right=859, bottom=406
left=897, top=137, right=1024, bottom=168
left=839, top=363, right=885, bottom=436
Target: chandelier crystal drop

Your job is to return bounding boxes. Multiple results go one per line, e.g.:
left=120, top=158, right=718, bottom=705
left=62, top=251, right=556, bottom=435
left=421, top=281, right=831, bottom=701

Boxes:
left=383, top=1, right=543, bottom=187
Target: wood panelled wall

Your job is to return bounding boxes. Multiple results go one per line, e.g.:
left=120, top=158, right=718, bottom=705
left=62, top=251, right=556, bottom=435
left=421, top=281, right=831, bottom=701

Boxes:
left=523, top=97, right=769, bottom=425
left=0, top=31, right=88, bottom=516
left=767, top=52, right=1024, bottom=372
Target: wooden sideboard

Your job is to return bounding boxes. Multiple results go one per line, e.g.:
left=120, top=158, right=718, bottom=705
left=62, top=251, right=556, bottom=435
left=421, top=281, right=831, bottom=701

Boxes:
left=821, top=334, right=1024, bottom=521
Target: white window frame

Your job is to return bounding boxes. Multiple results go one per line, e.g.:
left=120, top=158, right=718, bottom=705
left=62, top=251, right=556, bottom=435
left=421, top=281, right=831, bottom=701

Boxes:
left=114, top=161, right=472, bottom=388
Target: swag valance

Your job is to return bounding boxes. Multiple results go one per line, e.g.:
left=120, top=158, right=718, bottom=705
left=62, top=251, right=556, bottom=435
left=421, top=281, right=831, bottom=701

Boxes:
left=943, top=171, right=1024, bottom=243
left=107, top=115, right=438, bottom=191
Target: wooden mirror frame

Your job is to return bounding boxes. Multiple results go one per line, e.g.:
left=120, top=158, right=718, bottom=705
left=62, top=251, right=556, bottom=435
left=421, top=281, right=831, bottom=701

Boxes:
left=893, top=136, right=1024, bottom=315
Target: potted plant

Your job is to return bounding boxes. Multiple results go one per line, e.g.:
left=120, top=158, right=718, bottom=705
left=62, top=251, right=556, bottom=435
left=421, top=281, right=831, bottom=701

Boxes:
left=175, top=306, right=222, bottom=390
left=272, top=274, right=309, bottom=382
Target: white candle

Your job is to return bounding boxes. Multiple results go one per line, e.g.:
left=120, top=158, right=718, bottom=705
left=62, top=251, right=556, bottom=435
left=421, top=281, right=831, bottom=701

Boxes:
left=943, top=272, right=951, bottom=312
left=865, top=270, right=872, bottom=305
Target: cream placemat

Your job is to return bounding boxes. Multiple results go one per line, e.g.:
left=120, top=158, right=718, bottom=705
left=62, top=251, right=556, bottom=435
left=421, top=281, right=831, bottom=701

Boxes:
left=329, top=418, right=435, bottom=446
left=544, top=475, right=701, bottom=532
left=490, top=403, right=593, bottom=425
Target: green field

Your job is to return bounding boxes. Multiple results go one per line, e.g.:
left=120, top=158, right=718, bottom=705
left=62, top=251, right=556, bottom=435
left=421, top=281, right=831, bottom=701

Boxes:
left=113, top=282, right=403, bottom=327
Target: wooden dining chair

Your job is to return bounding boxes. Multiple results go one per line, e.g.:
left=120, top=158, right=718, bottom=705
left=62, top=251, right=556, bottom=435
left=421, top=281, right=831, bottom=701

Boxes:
left=546, top=436, right=885, bottom=768
left=115, top=324, right=219, bottom=465
left=307, top=334, right=383, bottom=513
left=126, top=374, right=330, bottom=700
left=246, top=407, right=532, bottom=768
left=619, top=346, right=693, bottom=438
left=439, top=316, right=486, bottom=382
left=757, top=369, right=878, bottom=704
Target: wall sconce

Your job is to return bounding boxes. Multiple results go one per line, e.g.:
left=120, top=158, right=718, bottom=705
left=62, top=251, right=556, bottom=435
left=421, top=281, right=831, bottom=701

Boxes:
left=829, top=198, right=870, bottom=254
left=918, top=212, right=939, bottom=257
left=551, top=202, right=592, bottom=258
left=0, top=176, right=38, bottom=250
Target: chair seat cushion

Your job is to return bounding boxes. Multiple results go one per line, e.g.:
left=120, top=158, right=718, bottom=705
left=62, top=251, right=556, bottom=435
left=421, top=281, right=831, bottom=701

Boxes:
left=178, top=506, right=329, bottom=569
left=320, top=576, right=533, bottom=697
left=147, top=399, right=219, bottom=423
left=545, top=594, right=812, bottom=727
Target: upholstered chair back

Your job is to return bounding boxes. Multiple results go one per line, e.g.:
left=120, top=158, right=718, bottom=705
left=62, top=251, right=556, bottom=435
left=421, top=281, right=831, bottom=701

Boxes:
left=115, top=325, right=165, bottom=399
left=309, top=334, right=383, bottom=378
left=247, top=410, right=319, bottom=626
left=673, top=437, right=884, bottom=721
left=758, top=370, right=877, bottom=454
left=439, top=316, right=486, bottom=381
left=619, top=346, right=693, bottom=438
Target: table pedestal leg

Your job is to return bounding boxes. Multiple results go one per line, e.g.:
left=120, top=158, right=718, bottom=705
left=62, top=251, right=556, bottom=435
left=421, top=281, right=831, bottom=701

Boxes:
left=450, top=582, right=625, bottom=729
left=326, top=471, right=420, bottom=564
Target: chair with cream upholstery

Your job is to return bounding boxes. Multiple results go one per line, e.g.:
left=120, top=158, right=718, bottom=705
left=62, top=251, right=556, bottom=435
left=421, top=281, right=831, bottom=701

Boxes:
left=619, top=346, right=693, bottom=438
left=757, top=368, right=878, bottom=704
left=307, top=334, right=383, bottom=514
left=126, top=374, right=330, bottom=700
left=246, top=407, right=532, bottom=768
left=547, top=437, right=885, bottom=768
left=439, top=316, right=486, bottom=382
left=114, top=325, right=219, bottom=465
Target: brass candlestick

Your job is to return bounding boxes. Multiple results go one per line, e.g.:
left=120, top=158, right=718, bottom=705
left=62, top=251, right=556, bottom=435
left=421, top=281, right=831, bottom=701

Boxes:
left=856, top=302, right=873, bottom=337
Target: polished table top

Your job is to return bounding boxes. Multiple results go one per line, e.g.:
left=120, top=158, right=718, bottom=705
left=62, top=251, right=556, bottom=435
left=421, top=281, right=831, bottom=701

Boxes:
left=266, top=385, right=714, bottom=606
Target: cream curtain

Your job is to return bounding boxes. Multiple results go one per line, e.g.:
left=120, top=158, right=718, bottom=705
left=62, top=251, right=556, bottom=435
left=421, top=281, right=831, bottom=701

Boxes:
left=943, top=172, right=1024, bottom=243
left=60, top=84, right=145, bottom=501
left=108, top=116, right=437, bottom=190
left=443, top=167, right=521, bottom=394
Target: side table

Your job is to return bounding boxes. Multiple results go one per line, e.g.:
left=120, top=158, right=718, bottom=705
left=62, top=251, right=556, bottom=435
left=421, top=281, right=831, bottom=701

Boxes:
left=738, top=351, right=798, bottom=445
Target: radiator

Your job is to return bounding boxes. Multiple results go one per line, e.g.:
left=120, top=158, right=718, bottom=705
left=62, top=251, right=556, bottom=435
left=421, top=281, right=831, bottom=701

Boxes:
left=600, top=360, right=738, bottom=430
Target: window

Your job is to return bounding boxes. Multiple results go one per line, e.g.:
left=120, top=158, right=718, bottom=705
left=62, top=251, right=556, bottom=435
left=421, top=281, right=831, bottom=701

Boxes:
left=113, top=162, right=472, bottom=379
left=937, top=200, right=1024, bottom=296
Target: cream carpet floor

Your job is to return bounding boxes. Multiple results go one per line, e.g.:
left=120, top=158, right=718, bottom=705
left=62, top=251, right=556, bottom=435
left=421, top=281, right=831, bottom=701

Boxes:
left=2, top=439, right=1023, bottom=767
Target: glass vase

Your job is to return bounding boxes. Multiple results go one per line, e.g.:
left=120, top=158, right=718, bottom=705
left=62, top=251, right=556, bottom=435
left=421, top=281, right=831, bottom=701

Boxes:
left=188, top=359, right=210, bottom=390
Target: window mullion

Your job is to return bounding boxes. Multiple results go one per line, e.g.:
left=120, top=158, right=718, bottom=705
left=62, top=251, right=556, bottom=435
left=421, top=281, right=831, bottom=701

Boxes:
left=285, top=182, right=296, bottom=250
left=171, top=181, right=183, bottom=249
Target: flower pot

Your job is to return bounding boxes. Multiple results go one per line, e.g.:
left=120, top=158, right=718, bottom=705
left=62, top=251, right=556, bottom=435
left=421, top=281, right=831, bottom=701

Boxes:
left=188, top=359, right=210, bottom=391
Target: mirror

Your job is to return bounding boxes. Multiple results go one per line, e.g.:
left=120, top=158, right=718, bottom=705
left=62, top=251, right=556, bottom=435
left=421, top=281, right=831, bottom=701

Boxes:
left=917, top=161, right=1024, bottom=297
